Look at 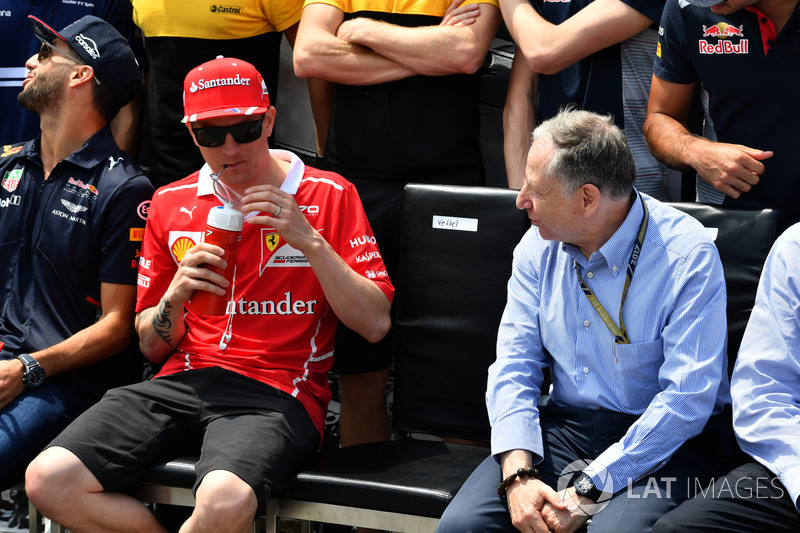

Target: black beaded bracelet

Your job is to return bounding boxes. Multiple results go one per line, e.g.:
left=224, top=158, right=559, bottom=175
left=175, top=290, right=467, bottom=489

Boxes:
left=497, top=466, right=542, bottom=498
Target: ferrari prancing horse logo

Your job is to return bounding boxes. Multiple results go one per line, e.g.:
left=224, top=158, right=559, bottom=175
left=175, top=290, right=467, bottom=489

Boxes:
left=265, top=232, right=280, bottom=252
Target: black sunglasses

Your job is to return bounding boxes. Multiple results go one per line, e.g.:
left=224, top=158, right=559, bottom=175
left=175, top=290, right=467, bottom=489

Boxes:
left=191, top=119, right=264, bottom=148
left=37, top=42, right=102, bottom=85
left=37, top=42, right=82, bottom=64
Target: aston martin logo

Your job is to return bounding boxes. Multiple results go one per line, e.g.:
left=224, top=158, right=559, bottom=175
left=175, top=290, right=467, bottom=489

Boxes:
left=61, top=199, right=88, bottom=213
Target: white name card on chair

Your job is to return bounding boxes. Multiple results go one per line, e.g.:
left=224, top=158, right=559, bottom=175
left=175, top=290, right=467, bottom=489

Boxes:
left=432, top=215, right=479, bottom=232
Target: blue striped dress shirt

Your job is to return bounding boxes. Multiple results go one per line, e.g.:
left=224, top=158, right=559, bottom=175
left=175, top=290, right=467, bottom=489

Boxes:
left=732, top=223, right=800, bottom=510
left=488, top=192, right=731, bottom=493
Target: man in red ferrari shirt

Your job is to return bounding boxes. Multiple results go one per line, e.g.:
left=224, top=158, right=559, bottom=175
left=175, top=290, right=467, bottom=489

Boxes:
left=25, top=56, right=393, bottom=533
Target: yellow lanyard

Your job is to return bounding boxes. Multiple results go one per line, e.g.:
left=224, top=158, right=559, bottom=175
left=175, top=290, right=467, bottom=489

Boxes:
left=575, top=194, right=649, bottom=345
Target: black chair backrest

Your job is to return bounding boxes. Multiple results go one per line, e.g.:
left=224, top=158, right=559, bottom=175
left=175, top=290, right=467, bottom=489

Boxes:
left=667, top=203, right=777, bottom=375
left=389, top=190, right=776, bottom=443
left=391, top=184, right=531, bottom=442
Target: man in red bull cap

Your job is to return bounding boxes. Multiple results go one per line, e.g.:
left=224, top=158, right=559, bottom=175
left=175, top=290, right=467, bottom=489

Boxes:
left=0, top=14, right=153, bottom=494
left=26, top=56, right=393, bottom=533
left=645, top=0, right=800, bottom=230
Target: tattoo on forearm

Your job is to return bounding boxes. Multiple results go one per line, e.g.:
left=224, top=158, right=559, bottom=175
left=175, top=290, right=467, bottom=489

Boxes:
left=152, top=298, right=175, bottom=346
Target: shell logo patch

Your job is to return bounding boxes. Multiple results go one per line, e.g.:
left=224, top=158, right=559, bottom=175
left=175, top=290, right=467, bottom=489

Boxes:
left=168, top=231, right=203, bottom=264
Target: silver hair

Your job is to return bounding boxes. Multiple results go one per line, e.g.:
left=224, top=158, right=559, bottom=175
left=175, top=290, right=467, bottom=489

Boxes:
left=531, top=107, right=636, bottom=200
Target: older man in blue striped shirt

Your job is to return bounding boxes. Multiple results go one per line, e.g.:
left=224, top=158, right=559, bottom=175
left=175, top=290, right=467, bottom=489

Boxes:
left=437, top=108, right=732, bottom=533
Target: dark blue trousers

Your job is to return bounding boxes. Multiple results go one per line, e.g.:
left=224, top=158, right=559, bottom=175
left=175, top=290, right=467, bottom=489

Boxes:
left=653, top=461, right=800, bottom=533
left=0, top=381, right=98, bottom=490
left=436, top=401, right=734, bottom=533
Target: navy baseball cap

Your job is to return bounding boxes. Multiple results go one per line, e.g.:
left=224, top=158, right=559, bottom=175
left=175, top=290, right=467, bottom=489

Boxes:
left=28, top=15, right=141, bottom=107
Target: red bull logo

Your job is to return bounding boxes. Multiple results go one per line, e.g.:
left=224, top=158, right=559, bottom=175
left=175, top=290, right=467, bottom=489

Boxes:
left=702, top=23, right=744, bottom=38
left=699, top=22, right=748, bottom=54
left=702, top=24, right=722, bottom=37
left=723, top=24, right=744, bottom=37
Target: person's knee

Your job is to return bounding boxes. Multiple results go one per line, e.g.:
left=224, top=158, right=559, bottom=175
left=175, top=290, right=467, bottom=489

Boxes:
left=194, top=470, right=258, bottom=530
left=26, top=447, right=95, bottom=515
left=436, top=492, right=497, bottom=533
left=435, top=512, right=468, bottom=533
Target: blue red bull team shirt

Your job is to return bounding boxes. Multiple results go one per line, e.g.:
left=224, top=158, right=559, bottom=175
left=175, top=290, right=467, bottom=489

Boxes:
left=0, top=128, right=154, bottom=395
left=654, top=0, right=800, bottom=225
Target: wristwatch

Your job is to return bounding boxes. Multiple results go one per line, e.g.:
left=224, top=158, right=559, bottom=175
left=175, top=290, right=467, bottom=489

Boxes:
left=573, top=472, right=603, bottom=503
left=17, top=353, right=46, bottom=389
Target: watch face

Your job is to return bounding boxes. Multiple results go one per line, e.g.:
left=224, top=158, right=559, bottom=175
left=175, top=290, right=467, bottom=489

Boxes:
left=575, top=474, right=594, bottom=493
left=25, top=365, right=46, bottom=388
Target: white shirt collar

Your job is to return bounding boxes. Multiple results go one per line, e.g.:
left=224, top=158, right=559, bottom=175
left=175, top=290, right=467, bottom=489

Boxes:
left=196, top=148, right=306, bottom=200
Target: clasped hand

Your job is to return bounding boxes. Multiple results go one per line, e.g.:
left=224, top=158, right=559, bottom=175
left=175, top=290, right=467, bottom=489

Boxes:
left=507, top=480, right=592, bottom=533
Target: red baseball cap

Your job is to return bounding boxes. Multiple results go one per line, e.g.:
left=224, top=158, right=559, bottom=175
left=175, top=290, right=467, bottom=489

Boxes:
left=182, top=56, right=270, bottom=123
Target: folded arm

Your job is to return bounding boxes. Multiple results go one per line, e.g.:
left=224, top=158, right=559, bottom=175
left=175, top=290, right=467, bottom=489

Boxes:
left=500, top=0, right=655, bottom=75
left=294, top=3, right=417, bottom=85
left=336, top=3, right=500, bottom=76
left=294, top=0, right=498, bottom=83
left=501, top=0, right=655, bottom=188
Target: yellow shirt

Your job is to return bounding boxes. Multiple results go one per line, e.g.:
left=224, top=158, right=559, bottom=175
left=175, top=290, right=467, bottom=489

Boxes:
left=132, top=0, right=302, bottom=39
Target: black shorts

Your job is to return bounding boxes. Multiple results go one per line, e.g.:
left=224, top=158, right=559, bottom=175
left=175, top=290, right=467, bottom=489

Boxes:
left=51, top=367, right=319, bottom=516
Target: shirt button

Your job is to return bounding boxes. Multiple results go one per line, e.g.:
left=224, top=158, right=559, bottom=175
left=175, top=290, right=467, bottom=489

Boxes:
left=583, top=320, right=590, bottom=327
left=612, top=266, right=619, bottom=272
left=587, top=272, right=594, bottom=279
left=583, top=367, right=589, bottom=374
